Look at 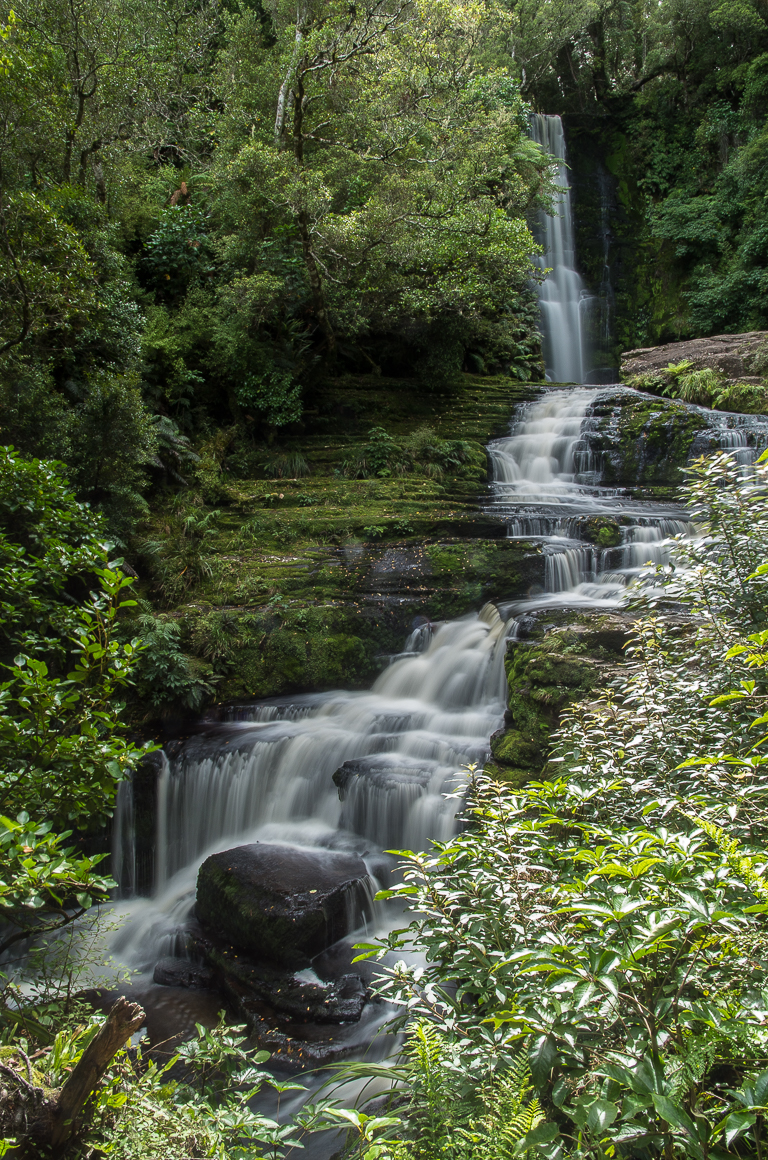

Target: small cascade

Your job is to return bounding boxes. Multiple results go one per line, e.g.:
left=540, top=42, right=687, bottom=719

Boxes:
left=530, top=114, right=592, bottom=384
left=112, top=606, right=509, bottom=967
left=487, top=388, right=691, bottom=609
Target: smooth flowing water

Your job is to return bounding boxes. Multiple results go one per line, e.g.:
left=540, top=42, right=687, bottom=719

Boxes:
left=486, top=388, right=689, bottom=610
left=111, top=387, right=704, bottom=967
left=530, top=113, right=592, bottom=383
left=112, top=605, right=511, bottom=966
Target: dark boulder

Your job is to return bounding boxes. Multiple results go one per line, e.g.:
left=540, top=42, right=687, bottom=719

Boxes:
left=152, top=958, right=216, bottom=990
left=196, top=842, right=370, bottom=968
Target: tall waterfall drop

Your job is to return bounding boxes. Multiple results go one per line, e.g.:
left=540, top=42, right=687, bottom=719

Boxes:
left=531, top=113, right=591, bottom=384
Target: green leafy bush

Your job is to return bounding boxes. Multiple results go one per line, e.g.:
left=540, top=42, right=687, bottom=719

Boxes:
left=361, top=450, right=768, bottom=1159
left=712, top=382, right=768, bottom=413
left=341, top=426, right=475, bottom=480
left=142, top=204, right=214, bottom=300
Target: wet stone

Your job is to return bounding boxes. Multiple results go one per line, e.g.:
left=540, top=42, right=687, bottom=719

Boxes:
left=196, top=842, right=370, bottom=968
left=153, top=957, right=216, bottom=990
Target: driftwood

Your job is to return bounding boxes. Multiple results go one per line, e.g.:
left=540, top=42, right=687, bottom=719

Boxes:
left=46, top=996, right=146, bottom=1152
left=0, top=996, right=147, bottom=1154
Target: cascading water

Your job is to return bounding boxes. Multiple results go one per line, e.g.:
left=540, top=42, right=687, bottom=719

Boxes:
left=486, top=388, right=690, bottom=609
left=111, top=607, right=510, bottom=967
left=530, top=114, right=592, bottom=384
left=106, top=106, right=768, bottom=1098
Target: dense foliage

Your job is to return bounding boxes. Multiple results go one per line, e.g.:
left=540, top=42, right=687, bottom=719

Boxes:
left=508, top=0, right=768, bottom=345
left=0, top=0, right=555, bottom=540
left=356, top=451, right=768, bottom=1158
left=0, top=450, right=150, bottom=961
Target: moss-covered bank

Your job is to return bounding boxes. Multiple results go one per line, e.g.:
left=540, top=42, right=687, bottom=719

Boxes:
left=488, top=610, right=631, bottom=785
left=131, top=374, right=545, bottom=718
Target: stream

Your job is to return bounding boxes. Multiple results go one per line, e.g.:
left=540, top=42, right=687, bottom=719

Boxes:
left=105, top=116, right=768, bottom=1134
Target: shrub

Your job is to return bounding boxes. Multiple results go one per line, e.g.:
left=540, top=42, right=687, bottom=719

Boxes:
left=361, top=449, right=768, bottom=1160
left=340, top=426, right=474, bottom=480
left=668, top=365, right=723, bottom=405
left=713, top=382, right=768, bottom=413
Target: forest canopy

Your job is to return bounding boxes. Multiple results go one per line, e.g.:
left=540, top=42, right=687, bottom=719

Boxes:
left=0, top=0, right=765, bottom=526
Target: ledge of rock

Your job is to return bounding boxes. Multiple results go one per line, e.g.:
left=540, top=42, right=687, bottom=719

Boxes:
left=621, top=331, right=768, bottom=387
left=196, top=842, right=370, bottom=968
left=487, top=609, right=633, bottom=785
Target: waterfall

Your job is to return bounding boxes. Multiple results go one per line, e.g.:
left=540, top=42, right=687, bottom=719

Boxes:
left=487, top=388, right=690, bottom=609
left=531, top=113, right=592, bottom=384
left=112, top=778, right=136, bottom=898
left=111, top=606, right=510, bottom=968
left=111, top=383, right=702, bottom=971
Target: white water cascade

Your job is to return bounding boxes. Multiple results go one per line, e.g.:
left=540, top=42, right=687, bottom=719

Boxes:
left=112, top=384, right=701, bottom=973
left=111, top=606, right=511, bottom=966
left=531, top=113, right=592, bottom=384
left=487, top=387, right=689, bottom=610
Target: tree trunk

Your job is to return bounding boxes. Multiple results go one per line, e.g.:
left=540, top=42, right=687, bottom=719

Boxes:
left=291, top=74, right=336, bottom=355
left=297, top=210, right=336, bottom=354
left=46, top=997, right=145, bottom=1153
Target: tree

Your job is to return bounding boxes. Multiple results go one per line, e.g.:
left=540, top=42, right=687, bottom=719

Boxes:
left=0, top=192, right=96, bottom=355
left=0, top=0, right=219, bottom=198
left=211, top=0, right=551, bottom=384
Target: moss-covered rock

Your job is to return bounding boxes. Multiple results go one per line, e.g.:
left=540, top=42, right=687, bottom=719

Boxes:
left=581, top=515, right=622, bottom=547
left=586, top=388, right=708, bottom=490
left=488, top=610, right=631, bottom=784
left=196, top=843, right=370, bottom=968
left=131, top=374, right=547, bottom=719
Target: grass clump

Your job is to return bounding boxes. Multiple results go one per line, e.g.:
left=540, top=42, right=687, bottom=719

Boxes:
left=339, top=425, right=479, bottom=480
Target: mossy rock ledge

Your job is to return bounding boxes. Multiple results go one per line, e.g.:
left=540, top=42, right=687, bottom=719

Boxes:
left=488, top=609, right=633, bottom=786
left=581, top=386, right=768, bottom=492
left=195, top=842, right=370, bottom=968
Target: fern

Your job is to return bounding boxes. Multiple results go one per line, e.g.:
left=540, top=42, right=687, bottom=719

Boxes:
left=691, top=813, right=768, bottom=905
left=455, top=1052, right=545, bottom=1160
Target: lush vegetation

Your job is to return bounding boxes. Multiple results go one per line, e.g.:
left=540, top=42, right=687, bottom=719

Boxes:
left=1, top=0, right=768, bottom=1154
left=347, top=451, right=768, bottom=1158
left=508, top=0, right=768, bottom=349
left=0, top=0, right=551, bottom=543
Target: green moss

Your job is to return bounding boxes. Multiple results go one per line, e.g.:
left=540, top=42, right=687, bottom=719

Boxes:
left=132, top=375, right=550, bottom=714
left=597, top=397, right=706, bottom=489
left=489, top=611, right=629, bottom=780
left=482, top=761, right=533, bottom=788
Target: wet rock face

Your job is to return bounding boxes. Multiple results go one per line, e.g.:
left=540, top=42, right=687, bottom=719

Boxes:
left=488, top=609, right=632, bottom=785
left=196, top=842, right=370, bottom=968
left=153, top=958, right=216, bottom=990
left=152, top=927, right=374, bottom=1071
left=584, top=387, right=708, bottom=489
left=621, top=332, right=768, bottom=387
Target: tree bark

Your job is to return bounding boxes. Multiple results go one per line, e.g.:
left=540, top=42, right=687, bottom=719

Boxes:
left=298, top=211, right=336, bottom=354
left=291, top=74, right=336, bottom=354
left=47, top=996, right=145, bottom=1153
